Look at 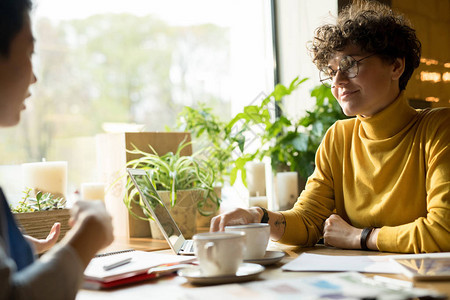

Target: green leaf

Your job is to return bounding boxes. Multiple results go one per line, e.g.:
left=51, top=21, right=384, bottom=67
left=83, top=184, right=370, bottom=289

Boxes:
left=229, top=167, right=238, bottom=186
left=289, top=134, right=308, bottom=156
left=311, top=121, right=324, bottom=137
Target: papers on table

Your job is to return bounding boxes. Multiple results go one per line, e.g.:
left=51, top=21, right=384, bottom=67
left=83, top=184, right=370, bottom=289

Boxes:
left=281, top=253, right=402, bottom=274
left=282, top=252, right=450, bottom=275
left=181, top=272, right=445, bottom=300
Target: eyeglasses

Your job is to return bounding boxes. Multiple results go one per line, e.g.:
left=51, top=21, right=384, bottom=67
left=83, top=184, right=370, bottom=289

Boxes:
left=319, top=53, right=376, bottom=88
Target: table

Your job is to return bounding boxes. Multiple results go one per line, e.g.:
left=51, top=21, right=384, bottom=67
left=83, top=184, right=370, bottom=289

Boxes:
left=77, top=237, right=450, bottom=299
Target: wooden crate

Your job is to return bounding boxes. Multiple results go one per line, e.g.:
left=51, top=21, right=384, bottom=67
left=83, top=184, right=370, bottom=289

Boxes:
left=14, top=209, right=71, bottom=241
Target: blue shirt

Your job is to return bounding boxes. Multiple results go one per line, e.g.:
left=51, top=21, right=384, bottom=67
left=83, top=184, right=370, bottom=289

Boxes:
left=0, top=187, right=35, bottom=271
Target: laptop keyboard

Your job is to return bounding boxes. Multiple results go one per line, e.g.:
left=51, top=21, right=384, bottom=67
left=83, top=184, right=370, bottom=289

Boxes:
left=182, top=240, right=194, bottom=253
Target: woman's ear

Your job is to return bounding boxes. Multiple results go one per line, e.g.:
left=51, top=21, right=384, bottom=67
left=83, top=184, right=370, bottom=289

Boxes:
left=391, top=57, right=405, bottom=80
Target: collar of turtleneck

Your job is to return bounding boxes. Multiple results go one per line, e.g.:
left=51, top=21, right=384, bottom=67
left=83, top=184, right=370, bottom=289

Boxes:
left=356, top=92, right=418, bottom=140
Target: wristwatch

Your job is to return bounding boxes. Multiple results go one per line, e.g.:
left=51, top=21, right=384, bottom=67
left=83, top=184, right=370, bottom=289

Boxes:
left=360, top=227, right=374, bottom=250
left=259, top=207, right=269, bottom=223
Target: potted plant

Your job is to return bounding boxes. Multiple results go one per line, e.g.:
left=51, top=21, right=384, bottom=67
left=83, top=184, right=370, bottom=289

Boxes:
left=227, top=77, right=347, bottom=184
left=225, top=78, right=347, bottom=209
left=123, top=139, right=220, bottom=239
left=171, top=77, right=346, bottom=208
left=173, top=105, right=248, bottom=223
left=11, top=188, right=70, bottom=241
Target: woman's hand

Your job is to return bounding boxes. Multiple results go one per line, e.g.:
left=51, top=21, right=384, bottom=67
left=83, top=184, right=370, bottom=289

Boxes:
left=24, top=222, right=61, bottom=254
left=63, top=200, right=114, bottom=268
left=210, top=207, right=286, bottom=241
left=323, top=214, right=380, bottom=250
left=210, top=207, right=262, bottom=232
left=323, top=214, right=361, bottom=249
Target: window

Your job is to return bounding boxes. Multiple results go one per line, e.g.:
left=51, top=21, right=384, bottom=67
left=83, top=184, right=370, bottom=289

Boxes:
left=1, top=0, right=275, bottom=206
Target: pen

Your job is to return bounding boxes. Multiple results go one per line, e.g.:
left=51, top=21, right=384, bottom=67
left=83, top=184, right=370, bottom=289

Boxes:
left=103, top=257, right=132, bottom=271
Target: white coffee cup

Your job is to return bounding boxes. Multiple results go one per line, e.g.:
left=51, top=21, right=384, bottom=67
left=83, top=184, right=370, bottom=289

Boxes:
left=193, top=232, right=246, bottom=276
left=225, top=223, right=270, bottom=260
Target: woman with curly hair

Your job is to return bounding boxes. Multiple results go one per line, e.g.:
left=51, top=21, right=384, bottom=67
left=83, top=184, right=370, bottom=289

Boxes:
left=211, top=0, right=450, bottom=254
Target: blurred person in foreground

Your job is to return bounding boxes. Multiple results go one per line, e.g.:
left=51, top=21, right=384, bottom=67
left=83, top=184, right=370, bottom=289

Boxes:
left=0, top=0, right=114, bottom=299
left=211, top=0, right=449, bottom=253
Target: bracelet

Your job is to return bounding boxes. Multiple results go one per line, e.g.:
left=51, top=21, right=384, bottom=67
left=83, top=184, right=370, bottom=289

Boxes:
left=360, top=227, right=374, bottom=250
left=259, top=207, right=269, bottom=223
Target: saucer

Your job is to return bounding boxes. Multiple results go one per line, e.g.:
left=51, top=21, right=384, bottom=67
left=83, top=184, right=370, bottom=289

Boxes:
left=244, top=250, right=285, bottom=265
left=178, top=263, right=265, bottom=285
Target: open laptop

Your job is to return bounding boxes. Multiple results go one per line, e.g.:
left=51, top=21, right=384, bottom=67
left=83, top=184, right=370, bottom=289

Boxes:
left=127, top=168, right=195, bottom=255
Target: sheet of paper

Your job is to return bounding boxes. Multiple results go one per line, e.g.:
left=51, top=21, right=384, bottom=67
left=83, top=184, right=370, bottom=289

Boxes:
left=281, top=253, right=402, bottom=274
left=84, top=250, right=195, bottom=282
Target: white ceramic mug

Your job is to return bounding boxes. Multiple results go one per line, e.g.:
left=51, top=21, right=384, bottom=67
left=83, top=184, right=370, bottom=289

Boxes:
left=193, top=232, right=246, bottom=276
left=225, top=223, right=270, bottom=260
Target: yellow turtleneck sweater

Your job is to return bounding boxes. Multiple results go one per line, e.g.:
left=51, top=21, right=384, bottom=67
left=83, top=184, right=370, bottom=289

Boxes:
left=279, top=93, right=450, bottom=253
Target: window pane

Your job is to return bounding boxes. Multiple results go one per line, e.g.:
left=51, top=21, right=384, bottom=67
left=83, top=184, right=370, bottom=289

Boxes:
left=1, top=0, right=274, bottom=205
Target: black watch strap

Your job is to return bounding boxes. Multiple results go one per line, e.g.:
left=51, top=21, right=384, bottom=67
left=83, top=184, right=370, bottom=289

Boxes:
left=360, top=227, right=374, bottom=250
left=259, top=207, right=269, bottom=223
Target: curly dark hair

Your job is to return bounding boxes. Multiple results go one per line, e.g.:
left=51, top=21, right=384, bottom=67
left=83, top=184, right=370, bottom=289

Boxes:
left=309, top=0, right=421, bottom=91
left=0, top=0, right=32, bottom=57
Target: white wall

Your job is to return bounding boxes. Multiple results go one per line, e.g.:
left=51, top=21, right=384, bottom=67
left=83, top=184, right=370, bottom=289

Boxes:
left=276, top=0, right=338, bottom=119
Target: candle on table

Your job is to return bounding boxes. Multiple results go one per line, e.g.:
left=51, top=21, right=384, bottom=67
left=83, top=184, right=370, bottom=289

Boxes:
left=246, top=162, right=266, bottom=197
left=22, top=161, right=68, bottom=199
left=81, top=182, right=105, bottom=202
left=276, top=171, right=298, bottom=210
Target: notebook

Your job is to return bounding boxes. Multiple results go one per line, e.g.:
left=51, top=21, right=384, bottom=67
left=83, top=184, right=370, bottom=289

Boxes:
left=83, top=249, right=194, bottom=289
left=127, top=168, right=195, bottom=255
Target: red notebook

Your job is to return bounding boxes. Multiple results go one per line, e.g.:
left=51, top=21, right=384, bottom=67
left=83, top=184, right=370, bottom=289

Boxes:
left=83, top=271, right=161, bottom=289
left=82, top=267, right=184, bottom=289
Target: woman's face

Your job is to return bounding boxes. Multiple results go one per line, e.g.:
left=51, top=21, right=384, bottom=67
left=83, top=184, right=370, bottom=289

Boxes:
left=0, top=13, right=36, bottom=127
left=328, top=44, right=403, bottom=117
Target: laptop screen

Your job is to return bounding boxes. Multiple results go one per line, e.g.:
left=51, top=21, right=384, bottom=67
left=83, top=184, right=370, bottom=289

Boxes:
left=127, top=168, right=186, bottom=253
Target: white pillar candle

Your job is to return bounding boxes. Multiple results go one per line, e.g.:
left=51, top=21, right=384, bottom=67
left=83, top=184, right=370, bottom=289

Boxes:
left=276, top=171, right=299, bottom=210
left=22, top=161, right=68, bottom=199
left=246, top=162, right=266, bottom=197
left=81, top=183, right=105, bottom=202
left=249, top=196, right=268, bottom=209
